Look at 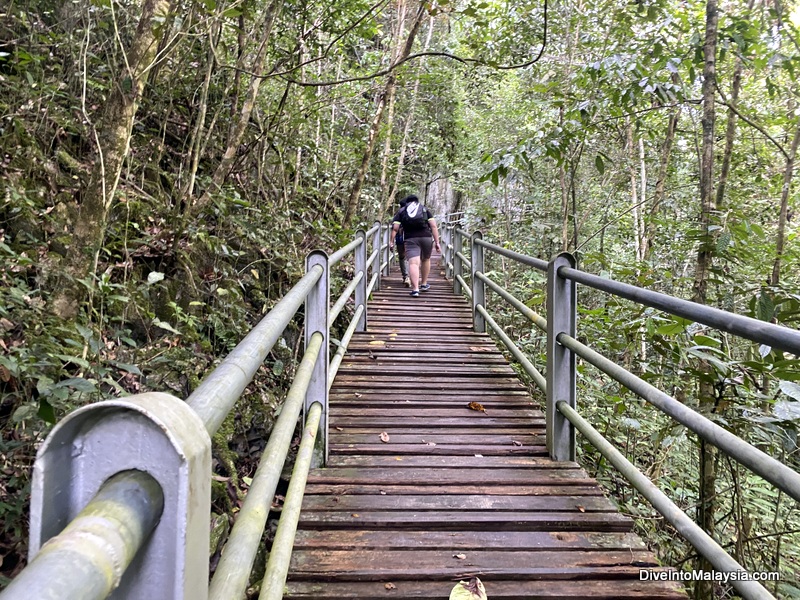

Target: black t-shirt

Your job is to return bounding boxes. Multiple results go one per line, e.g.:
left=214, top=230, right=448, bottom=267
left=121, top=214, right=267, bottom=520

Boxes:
left=392, top=205, right=433, bottom=239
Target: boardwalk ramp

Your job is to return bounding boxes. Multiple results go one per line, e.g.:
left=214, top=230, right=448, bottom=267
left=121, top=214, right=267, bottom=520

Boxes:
left=285, top=265, right=687, bottom=599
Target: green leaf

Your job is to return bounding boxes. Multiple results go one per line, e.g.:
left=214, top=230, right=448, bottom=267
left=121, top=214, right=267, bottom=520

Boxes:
left=594, top=154, right=605, bottom=175
left=55, top=354, right=92, bottom=369
left=153, top=319, right=181, bottom=334
left=449, top=578, right=487, bottom=600
left=272, top=360, right=284, bottom=376
left=147, top=271, right=165, bottom=285
left=222, top=8, right=241, bottom=18
left=55, top=377, right=97, bottom=393
left=38, top=398, right=56, bottom=424
left=655, top=322, right=685, bottom=336
left=757, top=291, right=775, bottom=322
left=107, top=361, right=142, bottom=375
left=779, top=380, right=800, bottom=401
left=12, top=404, right=37, bottom=423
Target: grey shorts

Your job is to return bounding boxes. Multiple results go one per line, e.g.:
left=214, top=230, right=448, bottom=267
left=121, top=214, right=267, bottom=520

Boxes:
left=405, top=237, right=433, bottom=260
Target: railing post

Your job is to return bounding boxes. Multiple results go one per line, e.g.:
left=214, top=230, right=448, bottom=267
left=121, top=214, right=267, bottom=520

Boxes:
left=305, top=251, right=329, bottom=467
left=26, top=393, right=212, bottom=600
left=372, top=220, right=382, bottom=292
left=382, top=224, right=391, bottom=276
left=443, top=225, right=452, bottom=280
left=547, top=252, right=577, bottom=462
left=471, top=231, right=485, bottom=333
left=453, top=228, right=463, bottom=295
left=354, top=230, right=367, bottom=332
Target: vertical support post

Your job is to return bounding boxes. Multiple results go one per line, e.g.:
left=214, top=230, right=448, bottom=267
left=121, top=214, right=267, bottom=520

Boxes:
left=305, top=251, right=330, bottom=466
left=372, top=220, right=382, bottom=292
left=354, top=231, right=367, bottom=332
left=443, top=225, right=452, bottom=280
left=382, top=225, right=391, bottom=276
left=471, top=231, right=485, bottom=333
left=453, top=228, right=463, bottom=295
left=546, top=252, right=577, bottom=462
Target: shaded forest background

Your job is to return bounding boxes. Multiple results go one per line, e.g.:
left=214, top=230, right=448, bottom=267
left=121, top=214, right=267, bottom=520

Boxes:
left=2, top=0, right=800, bottom=596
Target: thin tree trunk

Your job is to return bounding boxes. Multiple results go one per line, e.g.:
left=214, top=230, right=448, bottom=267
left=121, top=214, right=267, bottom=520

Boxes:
left=693, top=2, right=719, bottom=597
left=53, top=0, right=172, bottom=319
left=385, top=13, right=434, bottom=215
left=643, top=103, right=679, bottom=261
left=772, top=120, right=800, bottom=285
left=342, top=4, right=426, bottom=228
left=638, top=138, right=647, bottom=261
left=627, top=122, right=642, bottom=261
left=196, top=0, right=284, bottom=212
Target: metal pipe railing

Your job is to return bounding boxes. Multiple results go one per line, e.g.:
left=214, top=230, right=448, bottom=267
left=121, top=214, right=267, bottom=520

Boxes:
left=329, top=304, right=365, bottom=386
left=559, top=265, right=800, bottom=356
left=207, top=332, right=323, bottom=600
left=475, top=271, right=547, bottom=332
left=455, top=251, right=472, bottom=270
left=557, top=331, right=800, bottom=503
left=476, top=305, right=546, bottom=392
left=0, top=470, right=164, bottom=600
left=366, top=248, right=379, bottom=270
left=187, top=265, right=324, bottom=436
left=456, top=274, right=472, bottom=300
left=259, top=402, right=322, bottom=600
left=474, top=237, right=548, bottom=272
left=328, top=237, right=362, bottom=267
left=366, top=272, right=378, bottom=297
left=329, top=271, right=363, bottom=328
left=558, top=401, right=776, bottom=600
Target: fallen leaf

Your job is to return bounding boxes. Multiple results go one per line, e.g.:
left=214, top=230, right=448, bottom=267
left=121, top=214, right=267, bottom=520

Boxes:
left=369, top=340, right=385, bottom=346
left=380, top=490, right=387, bottom=495
left=351, top=513, right=359, bottom=517
left=449, top=577, right=487, bottom=600
left=0, top=318, right=14, bottom=330
left=467, top=401, right=487, bottom=414
left=474, top=454, right=483, bottom=457
left=354, top=392, right=362, bottom=398
left=384, top=582, right=397, bottom=590
left=468, top=346, right=490, bottom=352
left=335, top=427, right=344, bottom=431
left=380, top=431, right=390, bottom=443
left=453, top=553, right=467, bottom=560
left=577, top=505, right=586, bottom=513
left=511, top=440, right=523, bottom=446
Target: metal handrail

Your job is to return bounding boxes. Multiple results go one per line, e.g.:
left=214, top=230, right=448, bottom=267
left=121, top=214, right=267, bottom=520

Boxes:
left=207, top=332, right=323, bottom=600
left=559, top=265, right=800, bottom=355
left=259, top=402, right=322, bottom=600
left=4, top=225, right=381, bottom=600
left=328, top=237, right=362, bottom=267
left=0, top=471, right=163, bottom=599
left=186, top=265, right=324, bottom=436
left=557, top=331, right=800, bottom=502
left=474, top=237, right=548, bottom=272
left=455, top=251, right=471, bottom=270
left=558, top=401, right=775, bottom=600
left=329, top=271, right=363, bottom=328
left=476, top=304, right=545, bottom=392
left=447, top=228, right=800, bottom=594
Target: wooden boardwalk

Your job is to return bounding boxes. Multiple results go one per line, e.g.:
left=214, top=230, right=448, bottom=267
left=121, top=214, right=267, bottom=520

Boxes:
left=285, top=262, right=687, bottom=599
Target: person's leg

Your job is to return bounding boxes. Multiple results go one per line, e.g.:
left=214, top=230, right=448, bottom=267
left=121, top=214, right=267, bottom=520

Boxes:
left=409, top=256, right=421, bottom=291
left=398, top=244, right=409, bottom=285
left=405, top=239, right=422, bottom=294
left=419, top=238, right=433, bottom=288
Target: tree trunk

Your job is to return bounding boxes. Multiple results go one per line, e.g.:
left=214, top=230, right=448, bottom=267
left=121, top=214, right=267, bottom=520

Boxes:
left=643, top=102, right=679, bottom=261
left=342, top=4, right=426, bottom=228
left=196, top=0, right=284, bottom=212
left=693, top=2, right=719, bottom=598
left=52, top=0, right=172, bottom=319
left=772, top=120, right=800, bottom=285
left=385, top=14, right=434, bottom=216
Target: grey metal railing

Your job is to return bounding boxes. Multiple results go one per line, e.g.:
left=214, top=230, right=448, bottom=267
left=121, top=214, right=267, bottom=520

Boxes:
left=443, top=224, right=799, bottom=600
left=0, top=226, right=388, bottom=600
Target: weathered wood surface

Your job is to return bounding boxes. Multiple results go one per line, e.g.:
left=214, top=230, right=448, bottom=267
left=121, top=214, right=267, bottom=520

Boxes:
left=285, top=263, right=687, bottom=599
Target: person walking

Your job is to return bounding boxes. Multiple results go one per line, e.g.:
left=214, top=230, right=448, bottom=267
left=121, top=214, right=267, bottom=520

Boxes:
left=389, top=195, right=441, bottom=297
left=393, top=197, right=411, bottom=287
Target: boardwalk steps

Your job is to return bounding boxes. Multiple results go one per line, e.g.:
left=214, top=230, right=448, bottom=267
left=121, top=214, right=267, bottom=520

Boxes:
left=285, top=266, right=687, bottom=599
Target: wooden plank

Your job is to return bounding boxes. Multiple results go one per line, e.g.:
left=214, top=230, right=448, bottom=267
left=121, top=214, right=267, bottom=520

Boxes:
left=330, top=433, right=543, bottom=445
left=284, top=579, right=687, bottom=599
left=288, top=549, right=656, bottom=579
left=292, top=529, right=647, bottom=550
left=329, top=444, right=546, bottom=456
left=303, top=484, right=605, bottom=496
left=301, top=495, right=619, bottom=512
left=297, top=511, right=633, bottom=531
left=326, top=455, right=565, bottom=467
left=306, top=468, right=597, bottom=486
